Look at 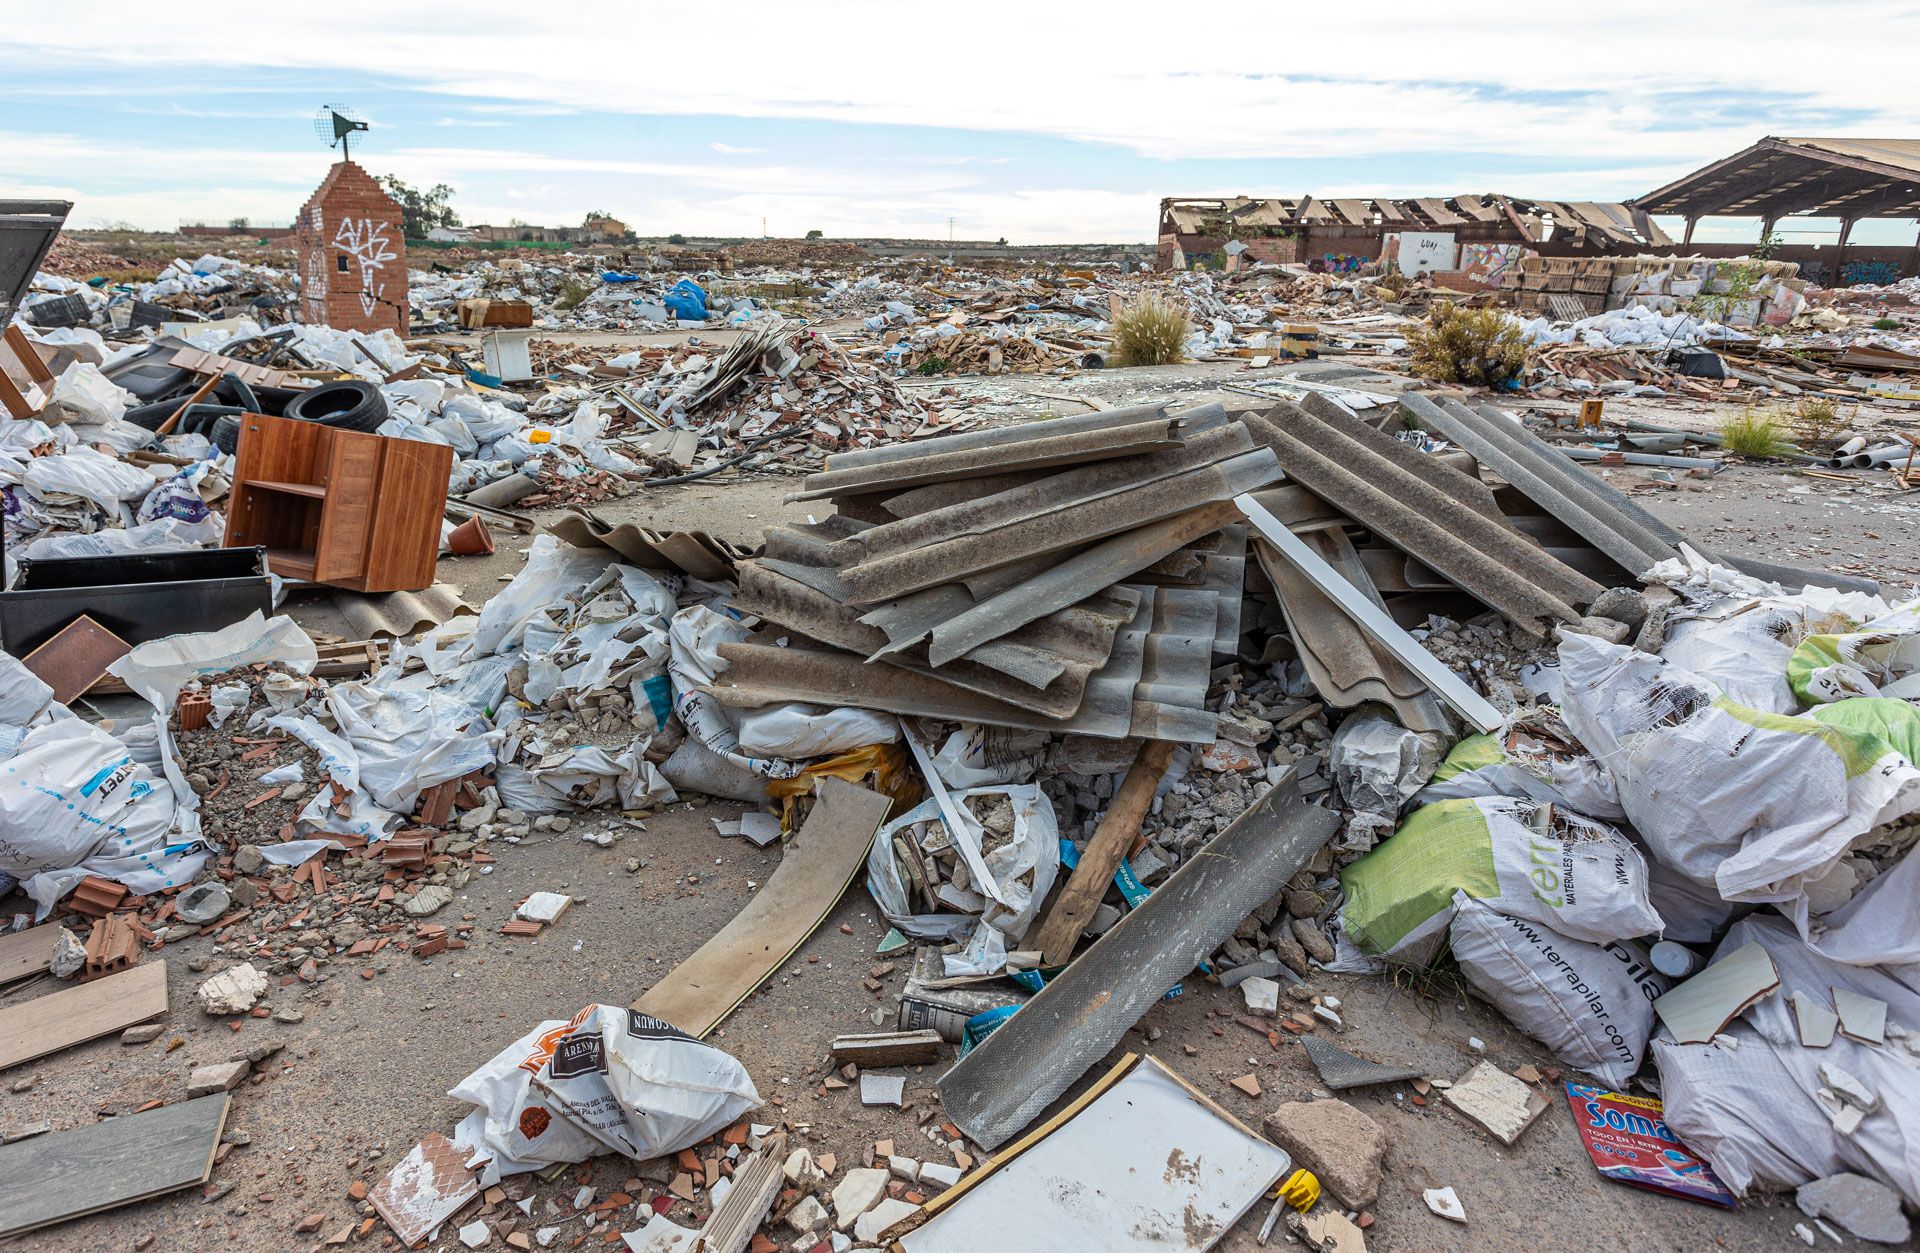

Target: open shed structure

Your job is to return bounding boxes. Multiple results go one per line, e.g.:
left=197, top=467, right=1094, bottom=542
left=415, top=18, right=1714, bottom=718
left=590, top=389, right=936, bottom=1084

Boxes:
left=1157, top=193, right=1667, bottom=273
left=1634, top=136, right=1920, bottom=282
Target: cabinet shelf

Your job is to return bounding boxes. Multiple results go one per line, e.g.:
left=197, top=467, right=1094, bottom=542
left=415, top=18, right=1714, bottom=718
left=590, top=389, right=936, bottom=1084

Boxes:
left=223, top=414, right=451, bottom=593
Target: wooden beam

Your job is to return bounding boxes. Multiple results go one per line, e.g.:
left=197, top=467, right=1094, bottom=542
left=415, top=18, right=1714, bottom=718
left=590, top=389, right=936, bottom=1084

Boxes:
left=1030, top=739, right=1174, bottom=968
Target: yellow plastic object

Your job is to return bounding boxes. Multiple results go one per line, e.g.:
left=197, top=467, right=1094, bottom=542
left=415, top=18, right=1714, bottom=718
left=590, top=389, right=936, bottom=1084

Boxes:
left=764, top=742, right=922, bottom=830
left=1276, top=1168, right=1320, bottom=1211
left=528, top=429, right=552, bottom=444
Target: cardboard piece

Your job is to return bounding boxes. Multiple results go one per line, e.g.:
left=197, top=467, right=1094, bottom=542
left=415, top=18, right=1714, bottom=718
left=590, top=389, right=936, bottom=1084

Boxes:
left=1564, top=1083, right=1735, bottom=1208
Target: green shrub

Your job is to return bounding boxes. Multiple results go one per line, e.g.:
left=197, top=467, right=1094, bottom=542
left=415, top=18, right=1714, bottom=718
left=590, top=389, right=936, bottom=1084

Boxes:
left=1720, top=409, right=1790, bottom=459
left=1874, top=316, right=1902, bottom=331
left=554, top=276, right=592, bottom=311
left=1407, top=301, right=1529, bottom=387
left=1109, top=293, right=1189, bottom=367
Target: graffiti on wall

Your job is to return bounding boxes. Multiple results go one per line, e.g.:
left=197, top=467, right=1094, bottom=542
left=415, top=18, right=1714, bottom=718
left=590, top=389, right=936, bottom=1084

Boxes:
left=1459, top=242, right=1525, bottom=288
left=1308, top=253, right=1365, bottom=274
left=300, top=207, right=329, bottom=322
left=332, top=218, right=397, bottom=318
left=1842, top=259, right=1900, bottom=287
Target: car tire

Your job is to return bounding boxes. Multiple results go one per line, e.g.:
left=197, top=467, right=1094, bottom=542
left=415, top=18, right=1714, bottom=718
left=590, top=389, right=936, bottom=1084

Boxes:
left=283, top=380, right=388, bottom=433
left=210, top=415, right=243, bottom=455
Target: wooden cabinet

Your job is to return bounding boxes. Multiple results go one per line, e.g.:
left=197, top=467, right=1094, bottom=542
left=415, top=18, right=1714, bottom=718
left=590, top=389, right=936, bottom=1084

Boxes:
left=223, top=414, right=453, bottom=593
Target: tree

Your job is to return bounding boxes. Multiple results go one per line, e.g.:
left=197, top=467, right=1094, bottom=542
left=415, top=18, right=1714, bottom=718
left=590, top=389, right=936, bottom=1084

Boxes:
left=805, top=229, right=823, bottom=240
left=378, top=176, right=461, bottom=238
left=584, top=210, right=614, bottom=224
left=228, top=216, right=251, bottom=232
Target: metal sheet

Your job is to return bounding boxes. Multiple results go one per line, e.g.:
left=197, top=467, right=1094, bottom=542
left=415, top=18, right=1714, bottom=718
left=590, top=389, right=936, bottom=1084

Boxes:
left=1401, top=395, right=1671, bottom=576
left=731, top=561, right=1095, bottom=717
left=936, top=776, right=1341, bottom=1149
left=708, top=586, right=1218, bottom=743
left=820, top=402, right=1170, bottom=472
left=1254, top=529, right=1449, bottom=734
left=1299, top=1036, right=1426, bottom=1091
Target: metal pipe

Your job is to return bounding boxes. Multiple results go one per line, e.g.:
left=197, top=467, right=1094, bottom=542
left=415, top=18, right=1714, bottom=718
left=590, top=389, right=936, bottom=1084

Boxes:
left=1557, top=447, right=1721, bottom=471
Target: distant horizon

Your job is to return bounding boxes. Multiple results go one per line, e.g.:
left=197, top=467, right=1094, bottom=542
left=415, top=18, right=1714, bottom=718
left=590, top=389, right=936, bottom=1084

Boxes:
left=7, top=2, right=1919, bottom=248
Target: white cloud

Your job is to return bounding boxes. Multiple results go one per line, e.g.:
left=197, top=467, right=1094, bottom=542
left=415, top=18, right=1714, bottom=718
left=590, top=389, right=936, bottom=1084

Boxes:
left=6, top=2, right=1915, bottom=168
left=8, top=3, right=1919, bottom=242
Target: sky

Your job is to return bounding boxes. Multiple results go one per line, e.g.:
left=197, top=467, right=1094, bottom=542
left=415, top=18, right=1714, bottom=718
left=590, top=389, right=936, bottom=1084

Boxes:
left=4, top=2, right=1919, bottom=246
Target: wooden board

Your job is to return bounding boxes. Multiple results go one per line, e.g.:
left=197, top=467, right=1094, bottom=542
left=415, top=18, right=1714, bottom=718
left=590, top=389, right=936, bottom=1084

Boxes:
left=633, top=779, right=890, bottom=1038
left=0, top=1093, right=228, bottom=1237
left=0, top=959, right=168, bottom=1071
left=0, top=925, right=59, bottom=984
left=21, top=615, right=132, bottom=705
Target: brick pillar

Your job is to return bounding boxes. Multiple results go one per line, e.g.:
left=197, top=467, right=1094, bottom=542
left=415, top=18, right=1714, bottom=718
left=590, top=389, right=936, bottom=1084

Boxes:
left=293, top=161, right=409, bottom=336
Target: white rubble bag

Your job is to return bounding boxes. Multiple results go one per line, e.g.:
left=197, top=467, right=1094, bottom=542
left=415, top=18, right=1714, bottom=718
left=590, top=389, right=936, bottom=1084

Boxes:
left=1659, top=591, right=1880, bottom=714
left=1788, top=603, right=1920, bottom=705
left=1652, top=913, right=1920, bottom=1205
left=1558, top=634, right=1920, bottom=917
left=1337, top=793, right=1664, bottom=966
left=1411, top=715, right=1625, bottom=820
left=324, top=681, right=498, bottom=814
left=1, top=718, right=205, bottom=916
left=106, top=611, right=318, bottom=709
left=736, top=703, right=899, bottom=759
left=1328, top=710, right=1448, bottom=845
left=865, top=784, right=1059, bottom=976
left=450, top=1005, right=760, bottom=1177
left=1448, top=894, right=1670, bottom=1090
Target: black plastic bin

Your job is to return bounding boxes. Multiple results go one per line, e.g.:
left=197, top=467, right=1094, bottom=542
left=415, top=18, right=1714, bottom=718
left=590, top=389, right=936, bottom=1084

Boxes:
left=0, top=546, right=272, bottom=657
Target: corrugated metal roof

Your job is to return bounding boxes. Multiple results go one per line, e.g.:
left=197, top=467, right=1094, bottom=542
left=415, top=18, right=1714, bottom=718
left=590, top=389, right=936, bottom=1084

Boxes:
left=789, top=416, right=1183, bottom=502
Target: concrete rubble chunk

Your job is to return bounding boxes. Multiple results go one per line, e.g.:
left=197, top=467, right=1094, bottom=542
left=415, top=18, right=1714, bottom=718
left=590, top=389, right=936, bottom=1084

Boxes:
left=830, top=1167, right=889, bottom=1229
left=404, top=884, right=455, bottom=917
left=1262, top=1099, right=1385, bottom=1208
left=49, top=927, right=85, bottom=980
left=187, top=1059, right=251, bottom=1097
left=784, top=1195, right=830, bottom=1234
left=197, top=962, right=269, bottom=1015
left=854, top=1198, right=919, bottom=1243
left=1797, top=1173, right=1910, bottom=1244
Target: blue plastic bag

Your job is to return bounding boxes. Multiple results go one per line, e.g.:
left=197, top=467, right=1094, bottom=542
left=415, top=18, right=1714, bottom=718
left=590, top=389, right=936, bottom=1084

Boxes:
left=663, top=279, right=708, bottom=321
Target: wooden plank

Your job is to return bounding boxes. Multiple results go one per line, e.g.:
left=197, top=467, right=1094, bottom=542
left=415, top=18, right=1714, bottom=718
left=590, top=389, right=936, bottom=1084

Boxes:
left=315, top=429, right=381, bottom=583
left=353, top=431, right=453, bottom=592
left=0, top=960, right=168, bottom=1071
left=633, top=779, right=891, bottom=1038
left=0, top=925, right=59, bottom=984
left=0, top=1093, right=227, bottom=1237
left=1029, top=739, right=1173, bottom=967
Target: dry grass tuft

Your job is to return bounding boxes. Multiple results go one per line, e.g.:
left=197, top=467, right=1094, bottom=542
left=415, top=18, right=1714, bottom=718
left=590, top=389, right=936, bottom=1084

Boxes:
left=1109, top=293, right=1189, bottom=367
left=1406, top=300, right=1529, bottom=387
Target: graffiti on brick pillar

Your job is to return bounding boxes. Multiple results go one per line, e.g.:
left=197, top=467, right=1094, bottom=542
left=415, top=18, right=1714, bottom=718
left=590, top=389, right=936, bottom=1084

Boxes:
left=301, top=208, right=330, bottom=323
left=332, top=217, right=397, bottom=318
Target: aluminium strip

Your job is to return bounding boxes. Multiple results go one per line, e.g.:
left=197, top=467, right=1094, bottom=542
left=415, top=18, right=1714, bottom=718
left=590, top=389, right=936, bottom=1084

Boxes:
left=1238, top=493, right=1504, bottom=733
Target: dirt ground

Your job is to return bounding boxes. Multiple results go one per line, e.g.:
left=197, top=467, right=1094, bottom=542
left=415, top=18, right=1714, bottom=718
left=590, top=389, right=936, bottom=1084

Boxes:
left=5, top=343, right=1909, bottom=1252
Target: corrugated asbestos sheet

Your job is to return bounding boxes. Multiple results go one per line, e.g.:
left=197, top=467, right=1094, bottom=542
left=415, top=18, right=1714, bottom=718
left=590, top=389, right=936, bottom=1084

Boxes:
left=709, top=584, right=1219, bottom=743
left=710, top=402, right=1264, bottom=741
left=1239, top=401, right=1600, bottom=634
